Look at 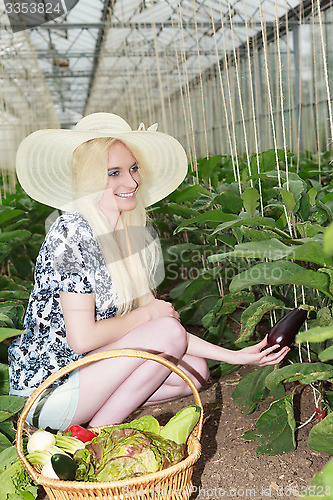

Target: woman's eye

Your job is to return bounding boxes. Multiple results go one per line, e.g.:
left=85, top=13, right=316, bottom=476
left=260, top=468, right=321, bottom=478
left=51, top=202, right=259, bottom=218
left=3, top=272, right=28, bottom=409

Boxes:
left=108, top=170, right=119, bottom=177
left=130, top=163, right=139, bottom=172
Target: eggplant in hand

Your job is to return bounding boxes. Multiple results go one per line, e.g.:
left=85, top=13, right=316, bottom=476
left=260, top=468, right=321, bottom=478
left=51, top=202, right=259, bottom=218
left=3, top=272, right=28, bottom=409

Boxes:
left=267, top=308, right=307, bottom=351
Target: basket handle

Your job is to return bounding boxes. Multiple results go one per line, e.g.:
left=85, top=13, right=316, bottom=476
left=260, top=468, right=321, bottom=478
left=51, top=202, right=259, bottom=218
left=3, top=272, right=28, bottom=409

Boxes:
left=16, top=348, right=204, bottom=482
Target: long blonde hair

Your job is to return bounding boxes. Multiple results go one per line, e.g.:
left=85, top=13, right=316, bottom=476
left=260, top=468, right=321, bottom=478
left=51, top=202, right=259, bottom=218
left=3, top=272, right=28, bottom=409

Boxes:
left=71, top=137, right=160, bottom=315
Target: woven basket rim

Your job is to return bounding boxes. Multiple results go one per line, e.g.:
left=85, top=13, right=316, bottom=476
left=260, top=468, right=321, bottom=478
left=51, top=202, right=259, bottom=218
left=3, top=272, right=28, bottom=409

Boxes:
left=16, top=350, right=203, bottom=491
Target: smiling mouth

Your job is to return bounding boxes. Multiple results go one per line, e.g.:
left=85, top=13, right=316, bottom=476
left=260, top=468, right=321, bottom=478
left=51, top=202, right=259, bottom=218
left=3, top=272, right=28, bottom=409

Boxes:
left=115, top=191, right=136, bottom=199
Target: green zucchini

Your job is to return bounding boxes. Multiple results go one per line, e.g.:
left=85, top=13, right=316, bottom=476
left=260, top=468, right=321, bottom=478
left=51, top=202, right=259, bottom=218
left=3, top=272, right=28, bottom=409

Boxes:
left=51, top=453, right=78, bottom=481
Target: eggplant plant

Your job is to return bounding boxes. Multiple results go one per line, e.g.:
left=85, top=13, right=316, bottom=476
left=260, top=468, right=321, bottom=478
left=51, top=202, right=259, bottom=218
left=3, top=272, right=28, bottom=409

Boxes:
left=152, top=149, right=333, bottom=460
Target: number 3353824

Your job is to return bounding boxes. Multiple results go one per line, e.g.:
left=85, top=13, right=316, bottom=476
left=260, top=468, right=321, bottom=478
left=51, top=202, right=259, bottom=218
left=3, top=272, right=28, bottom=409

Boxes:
left=5, top=2, right=62, bottom=14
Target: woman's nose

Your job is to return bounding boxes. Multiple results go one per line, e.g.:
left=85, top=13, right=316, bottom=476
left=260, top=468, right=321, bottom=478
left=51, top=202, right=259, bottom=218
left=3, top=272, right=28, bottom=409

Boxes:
left=124, top=171, right=139, bottom=188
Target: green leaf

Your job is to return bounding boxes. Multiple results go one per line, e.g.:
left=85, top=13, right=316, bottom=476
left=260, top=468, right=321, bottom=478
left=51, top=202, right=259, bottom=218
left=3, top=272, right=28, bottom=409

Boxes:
left=210, top=191, right=243, bottom=214
left=175, top=210, right=236, bottom=233
left=237, top=296, right=285, bottom=343
left=0, top=396, right=25, bottom=423
left=0, top=230, right=31, bottom=243
left=265, top=363, right=333, bottom=391
left=241, top=187, right=260, bottom=217
left=319, top=345, right=333, bottom=362
left=0, top=302, right=25, bottom=327
left=150, top=203, right=197, bottom=218
left=318, top=268, right=333, bottom=294
left=229, top=261, right=330, bottom=295
left=0, top=328, right=23, bottom=342
left=307, top=458, right=333, bottom=499
left=172, top=273, right=214, bottom=307
left=285, top=179, right=305, bottom=205
left=0, top=364, right=10, bottom=395
left=210, top=239, right=329, bottom=267
left=308, top=412, right=333, bottom=455
left=0, top=243, right=11, bottom=264
left=240, top=227, right=285, bottom=242
left=323, top=222, right=333, bottom=256
left=0, top=432, right=12, bottom=453
left=307, top=186, right=317, bottom=206
left=296, top=325, right=333, bottom=343
left=232, top=366, right=275, bottom=414
left=0, top=207, right=22, bottom=224
left=211, top=216, right=275, bottom=235
left=0, top=314, right=15, bottom=329
left=201, top=298, right=223, bottom=329
left=241, top=395, right=296, bottom=455
left=324, top=391, right=333, bottom=410
left=170, top=184, right=211, bottom=203
left=0, top=277, right=30, bottom=301
left=0, top=419, right=16, bottom=442
left=317, top=307, right=333, bottom=327
left=210, top=362, right=242, bottom=378
left=278, top=188, right=296, bottom=212
left=220, top=291, right=255, bottom=315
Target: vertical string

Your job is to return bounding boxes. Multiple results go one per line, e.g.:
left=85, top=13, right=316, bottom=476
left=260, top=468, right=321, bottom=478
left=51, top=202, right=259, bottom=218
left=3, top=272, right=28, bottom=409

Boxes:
left=170, top=14, right=195, bottom=174
left=316, top=0, right=333, bottom=142
left=151, top=17, right=168, bottom=132
left=242, top=0, right=263, bottom=211
left=208, top=0, right=238, bottom=185
left=218, top=0, right=243, bottom=193
left=191, top=2, right=209, bottom=159
left=175, top=0, right=198, bottom=173
left=227, top=1, right=252, bottom=180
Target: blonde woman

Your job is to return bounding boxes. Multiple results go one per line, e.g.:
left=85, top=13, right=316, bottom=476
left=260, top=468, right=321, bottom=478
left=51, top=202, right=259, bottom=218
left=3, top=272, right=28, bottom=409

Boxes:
left=8, top=113, right=289, bottom=431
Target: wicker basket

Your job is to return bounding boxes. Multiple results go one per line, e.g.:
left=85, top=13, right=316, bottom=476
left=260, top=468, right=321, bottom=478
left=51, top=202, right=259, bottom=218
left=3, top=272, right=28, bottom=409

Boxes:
left=16, top=349, right=203, bottom=500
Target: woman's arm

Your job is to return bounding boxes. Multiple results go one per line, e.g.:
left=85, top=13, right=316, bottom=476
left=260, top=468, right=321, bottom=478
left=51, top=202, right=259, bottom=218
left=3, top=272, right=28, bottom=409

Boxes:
left=59, top=292, right=178, bottom=354
left=186, top=332, right=289, bottom=367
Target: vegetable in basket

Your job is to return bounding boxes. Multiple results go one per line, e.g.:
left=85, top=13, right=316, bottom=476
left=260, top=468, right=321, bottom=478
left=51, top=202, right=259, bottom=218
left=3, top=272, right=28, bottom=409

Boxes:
left=160, top=405, right=201, bottom=444
left=74, top=427, right=185, bottom=482
left=51, top=454, right=78, bottom=481
left=65, top=425, right=97, bottom=443
left=22, top=405, right=201, bottom=483
left=0, top=428, right=85, bottom=499
left=73, top=405, right=201, bottom=482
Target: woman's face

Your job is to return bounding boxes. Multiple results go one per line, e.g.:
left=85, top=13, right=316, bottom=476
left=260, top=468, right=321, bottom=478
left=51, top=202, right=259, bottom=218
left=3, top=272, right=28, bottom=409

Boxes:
left=105, top=140, right=141, bottom=213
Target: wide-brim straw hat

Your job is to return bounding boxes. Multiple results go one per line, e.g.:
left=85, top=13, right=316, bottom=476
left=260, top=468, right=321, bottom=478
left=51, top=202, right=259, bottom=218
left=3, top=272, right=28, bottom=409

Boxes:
left=16, top=113, right=188, bottom=210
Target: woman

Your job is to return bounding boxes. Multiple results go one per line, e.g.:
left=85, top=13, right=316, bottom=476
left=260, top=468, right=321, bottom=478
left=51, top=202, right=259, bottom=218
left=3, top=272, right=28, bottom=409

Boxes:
left=8, top=113, right=289, bottom=431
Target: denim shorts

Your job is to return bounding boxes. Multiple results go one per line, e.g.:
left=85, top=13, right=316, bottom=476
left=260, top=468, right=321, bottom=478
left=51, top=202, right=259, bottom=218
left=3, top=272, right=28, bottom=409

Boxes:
left=25, top=369, right=80, bottom=431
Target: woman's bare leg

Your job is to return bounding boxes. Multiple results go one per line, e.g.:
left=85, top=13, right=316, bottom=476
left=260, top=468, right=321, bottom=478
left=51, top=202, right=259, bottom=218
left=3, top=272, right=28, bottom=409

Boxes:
left=71, top=317, right=195, bottom=427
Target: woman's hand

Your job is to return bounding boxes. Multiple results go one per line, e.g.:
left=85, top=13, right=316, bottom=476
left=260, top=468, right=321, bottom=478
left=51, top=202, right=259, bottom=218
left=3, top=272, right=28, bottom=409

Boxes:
left=140, top=298, right=180, bottom=322
left=234, top=335, right=290, bottom=366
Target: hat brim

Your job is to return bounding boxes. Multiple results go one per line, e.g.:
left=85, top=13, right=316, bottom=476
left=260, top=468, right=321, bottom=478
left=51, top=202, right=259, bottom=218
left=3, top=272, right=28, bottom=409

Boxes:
left=16, top=127, right=188, bottom=210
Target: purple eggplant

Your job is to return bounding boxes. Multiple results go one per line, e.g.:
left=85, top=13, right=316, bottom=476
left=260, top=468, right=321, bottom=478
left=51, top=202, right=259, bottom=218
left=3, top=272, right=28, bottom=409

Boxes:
left=267, top=308, right=308, bottom=350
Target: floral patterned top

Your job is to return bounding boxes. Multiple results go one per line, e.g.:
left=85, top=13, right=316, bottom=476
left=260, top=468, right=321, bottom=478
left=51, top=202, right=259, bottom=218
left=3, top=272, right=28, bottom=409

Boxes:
left=8, top=212, right=117, bottom=397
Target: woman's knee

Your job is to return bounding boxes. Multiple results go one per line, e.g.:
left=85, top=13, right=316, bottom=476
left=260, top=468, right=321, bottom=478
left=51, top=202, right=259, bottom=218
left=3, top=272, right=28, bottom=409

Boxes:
left=180, top=356, right=210, bottom=391
left=155, top=317, right=188, bottom=358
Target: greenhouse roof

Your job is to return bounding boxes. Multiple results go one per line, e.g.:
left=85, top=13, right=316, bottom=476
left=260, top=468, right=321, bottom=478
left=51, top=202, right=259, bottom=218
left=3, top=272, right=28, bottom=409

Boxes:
left=5, top=0, right=324, bottom=129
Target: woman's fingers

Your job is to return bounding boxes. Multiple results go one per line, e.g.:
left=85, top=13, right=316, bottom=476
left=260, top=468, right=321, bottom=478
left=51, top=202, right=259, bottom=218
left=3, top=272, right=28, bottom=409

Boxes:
left=257, top=346, right=290, bottom=366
